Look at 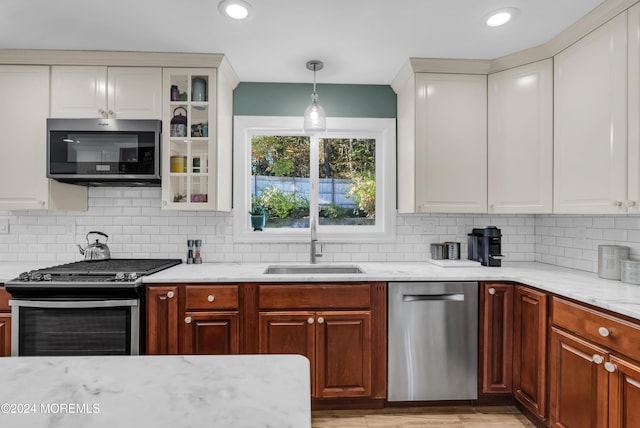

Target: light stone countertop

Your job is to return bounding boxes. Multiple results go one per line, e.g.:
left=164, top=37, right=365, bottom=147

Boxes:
left=0, top=354, right=311, bottom=428
left=2, top=260, right=640, bottom=321
left=144, top=261, right=640, bottom=321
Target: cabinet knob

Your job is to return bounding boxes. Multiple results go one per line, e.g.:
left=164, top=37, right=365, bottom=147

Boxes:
left=166, top=291, right=174, bottom=299
left=207, top=295, right=215, bottom=302
left=108, top=110, right=115, bottom=117
left=592, top=354, right=604, bottom=365
left=162, top=200, right=167, bottom=206
left=612, top=200, right=623, bottom=207
left=488, top=288, right=496, bottom=295
left=307, top=317, right=314, bottom=324
left=604, top=362, right=617, bottom=373
left=185, top=316, right=192, bottom=324
left=598, top=327, right=611, bottom=337
left=98, top=109, right=107, bottom=117
left=626, top=200, right=637, bottom=207
left=317, top=317, right=325, bottom=324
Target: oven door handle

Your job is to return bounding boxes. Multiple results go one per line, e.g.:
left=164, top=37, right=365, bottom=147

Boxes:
left=9, top=299, right=138, bottom=308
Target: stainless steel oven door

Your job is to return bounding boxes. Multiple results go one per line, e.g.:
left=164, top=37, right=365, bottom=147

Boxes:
left=10, top=299, right=139, bottom=356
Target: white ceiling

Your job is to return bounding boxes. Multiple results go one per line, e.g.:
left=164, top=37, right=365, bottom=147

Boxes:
left=0, top=0, right=605, bottom=84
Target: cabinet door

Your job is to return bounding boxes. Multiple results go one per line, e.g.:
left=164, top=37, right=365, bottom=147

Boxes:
left=488, top=59, right=553, bottom=214
left=51, top=66, right=107, bottom=118
left=609, top=355, right=640, bottom=428
left=146, top=286, right=179, bottom=355
left=259, top=311, right=315, bottom=362
left=182, top=311, right=239, bottom=355
left=315, top=311, right=372, bottom=398
left=513, top=286, right=548, bottom=420
left=107, top=67, right=162, bottom=119
left=554, top=13, right=628, bottom=213
left=0, top=66, right=49, bottom=209
left=414, top=73, right=487, bottom=213
left=549, top=327, right=609, bottom=428
left=0, top=313, right=10, bottom=357
left=480, top=283, right=514, bottom=393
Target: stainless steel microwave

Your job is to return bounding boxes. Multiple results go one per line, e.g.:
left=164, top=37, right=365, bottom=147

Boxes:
left=47, top=118, right=162, bottom=186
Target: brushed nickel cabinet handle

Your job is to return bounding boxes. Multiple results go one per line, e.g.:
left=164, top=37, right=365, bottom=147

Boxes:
left=167, top=291, right=174, bottom=299
left=307, top=317, right=314, bottom=324
left=488, top=288, right=496, bottom=295
left=598, top=327, right=610, bottom=337
left=207, top=295, right=215, bottom=302
left=592, top=354, right=604, bottom=365
left=185, top=316, right=192, bottom=324
left=604, top=362, right=617, bottom=373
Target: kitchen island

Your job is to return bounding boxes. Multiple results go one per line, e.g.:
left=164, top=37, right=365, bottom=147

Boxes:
left=0, top=354, right=311, bottom=428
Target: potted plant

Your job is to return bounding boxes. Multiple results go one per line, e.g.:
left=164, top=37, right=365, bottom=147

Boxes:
left=249, top=206, right=266, bottom=231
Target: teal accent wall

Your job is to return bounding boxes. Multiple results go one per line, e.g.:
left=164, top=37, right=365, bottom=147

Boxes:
left=233, top=83, right=396, bottom=118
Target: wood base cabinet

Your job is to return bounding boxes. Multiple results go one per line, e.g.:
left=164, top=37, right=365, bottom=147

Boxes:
left=513, top=285, right=548, bottom=421
left=146, top=286, right=179, bottom=355
left=0, top=286, right=11, bottom=357
left=257, top=283, right=386, bottom=400
left=146, top=284, right=240, bottom=356
left=480, top=282, right=514, bottom=394
left=551, top=297, right=640, bottom=428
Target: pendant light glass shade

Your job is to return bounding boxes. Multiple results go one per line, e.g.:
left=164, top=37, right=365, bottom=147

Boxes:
left=303, top=60, right=326, bottom=132
left=304, top=92, right=326, bottom=131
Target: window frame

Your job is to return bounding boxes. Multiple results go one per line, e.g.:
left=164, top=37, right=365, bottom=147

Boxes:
left=233, top=116, right=396, bottom=243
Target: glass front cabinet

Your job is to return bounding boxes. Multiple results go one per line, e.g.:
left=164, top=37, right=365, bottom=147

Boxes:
left=161, top=65, right=236, bottom=211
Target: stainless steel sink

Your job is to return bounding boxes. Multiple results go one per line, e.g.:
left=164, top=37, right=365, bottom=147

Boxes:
left=263, top=264, right=364, bottom=275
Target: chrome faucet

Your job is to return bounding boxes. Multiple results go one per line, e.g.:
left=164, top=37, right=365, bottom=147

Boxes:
left=310, top=216, right=323, bottom=264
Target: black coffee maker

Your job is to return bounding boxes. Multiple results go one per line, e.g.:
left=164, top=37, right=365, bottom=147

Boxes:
left=468, top=226, right=504, bottom=267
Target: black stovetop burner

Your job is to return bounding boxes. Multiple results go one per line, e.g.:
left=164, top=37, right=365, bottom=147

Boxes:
left=6, top=259, right=182, bottom=297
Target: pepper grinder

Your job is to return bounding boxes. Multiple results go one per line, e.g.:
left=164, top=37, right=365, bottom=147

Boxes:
left=187, top=239, right=194, bottom=264
left=195, top=239, right=202, bottom=264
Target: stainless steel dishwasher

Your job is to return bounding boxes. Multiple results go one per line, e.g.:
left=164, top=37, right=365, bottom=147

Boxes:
left=388, top=281, right=478, bottom=401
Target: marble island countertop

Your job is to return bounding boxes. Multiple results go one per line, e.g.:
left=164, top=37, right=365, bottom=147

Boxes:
left=0, top=354, right=311, bottom=428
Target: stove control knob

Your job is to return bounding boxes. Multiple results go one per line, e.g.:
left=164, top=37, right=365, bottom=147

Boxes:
left=128, top=272, right=138, bottom=281
left=32, top=273, right=43, bottom=281
left=19, top=272, right=30, bottom=281
left=115, top=272, right=126, bottom=281
left=43, top=274, right=52, bottom=281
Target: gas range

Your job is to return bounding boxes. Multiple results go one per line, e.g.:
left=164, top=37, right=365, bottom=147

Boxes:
left=6, top=259, right=182, bottom=297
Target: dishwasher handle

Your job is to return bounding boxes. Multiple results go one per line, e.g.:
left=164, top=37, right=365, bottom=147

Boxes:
left=402, top=293, right=465, bottom=302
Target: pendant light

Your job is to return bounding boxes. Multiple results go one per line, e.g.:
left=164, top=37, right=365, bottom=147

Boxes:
left=303, top=60, right=326, bottom=132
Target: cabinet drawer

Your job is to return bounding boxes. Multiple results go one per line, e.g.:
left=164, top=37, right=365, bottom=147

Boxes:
left=259, top=284, right=371, bottom=309
left=0, top=287, right=9, bottom=312
left=552, top=297, right=640, bottom=358
left=184, top=285, right=238, bottom=310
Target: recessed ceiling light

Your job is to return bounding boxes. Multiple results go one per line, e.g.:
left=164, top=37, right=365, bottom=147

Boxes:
left=484, top=8, right=519, bottom=27
left=218, top=0, right=252, bottom=20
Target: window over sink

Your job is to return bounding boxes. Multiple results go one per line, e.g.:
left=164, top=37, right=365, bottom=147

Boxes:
left=233, top=116, right=396, bottom=242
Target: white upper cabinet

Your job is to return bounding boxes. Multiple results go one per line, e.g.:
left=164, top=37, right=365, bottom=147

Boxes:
left=0, top=65, right=86, bottom=211
left=161, top=61, right=237, bottom=211
left=412, top=73, right=487, bottom=213
left=554, top=13, right=628, bottom=213
left=488, top=59, right=553, bottom=214
left=51, top=66, right=162, bottom=119
left=628, top=3, right=640, bottom=213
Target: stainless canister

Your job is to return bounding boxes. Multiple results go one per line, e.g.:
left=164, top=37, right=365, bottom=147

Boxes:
left=598, top=245, right=630, bottom=280
left=444, top=242, right=461, bottom=260
left=621, top=260, right=640, bottom=285
left=430, top=243, right=445, bottom=260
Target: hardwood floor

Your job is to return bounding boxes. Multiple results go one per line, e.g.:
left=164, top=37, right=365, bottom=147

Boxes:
left=312, top=406, right=535, bottom=427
